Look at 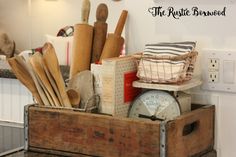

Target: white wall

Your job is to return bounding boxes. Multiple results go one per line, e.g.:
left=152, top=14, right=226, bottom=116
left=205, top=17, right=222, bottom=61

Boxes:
left=0, top=0, right=31, bottom=51
left=125, top=0, right=236, bottom=156
left=0, top=0, right=125, bottom=51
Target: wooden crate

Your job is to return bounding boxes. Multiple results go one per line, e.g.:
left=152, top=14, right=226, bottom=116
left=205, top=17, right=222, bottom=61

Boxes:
left=166, top=104, right=215, bottom=157
left=25, top=104, right=215, bottom=157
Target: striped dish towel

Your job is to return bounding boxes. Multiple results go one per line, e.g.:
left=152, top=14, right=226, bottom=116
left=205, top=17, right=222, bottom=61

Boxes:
left=137, top=41, right=197, bottom=83
left=144, top=41, right=196, bottom=56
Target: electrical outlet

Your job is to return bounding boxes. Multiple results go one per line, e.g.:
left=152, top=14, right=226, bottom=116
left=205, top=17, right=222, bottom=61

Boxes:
left=208, top=58, right=219, bottom=70
left=208, top=72, right=219, bottom=83
left=202, top=49, right=236, bottom=93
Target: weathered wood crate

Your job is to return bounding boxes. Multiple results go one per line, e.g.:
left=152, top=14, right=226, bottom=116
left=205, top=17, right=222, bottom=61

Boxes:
left=24, top=104, right=215, bottom=157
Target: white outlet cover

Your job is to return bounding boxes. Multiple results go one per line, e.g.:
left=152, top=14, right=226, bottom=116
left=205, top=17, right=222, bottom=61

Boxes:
left=208, top=58, right=219, bottom=70
left=202, top=49, right=236, bottom=93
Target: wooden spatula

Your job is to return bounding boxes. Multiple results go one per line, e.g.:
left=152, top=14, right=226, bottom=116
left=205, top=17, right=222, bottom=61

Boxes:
left=43, top=59, right=64, bottom=106
left=29, top=52, right=61, bottom=107
left=42, top=42, right=72, bottom=107
left=15, top=56, right=50, bottom=106
left=8, top=56, right=44, bottom=106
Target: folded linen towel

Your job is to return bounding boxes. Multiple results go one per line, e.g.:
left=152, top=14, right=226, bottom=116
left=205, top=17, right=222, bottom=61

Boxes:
left=144, top=41, right=196, bottom=56
left=137, top=58, right=189, bottom=83
left=137, top=41, right=196, bottom=83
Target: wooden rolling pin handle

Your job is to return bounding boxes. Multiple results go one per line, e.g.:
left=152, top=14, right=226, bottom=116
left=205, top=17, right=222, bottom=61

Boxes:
left=96, top=3, right=108, bottom=23
left=81, top=0, right=91, bottom=24
left=91, top=22, right=108, bottom=63
left=114, top=10, right=128, bottom=36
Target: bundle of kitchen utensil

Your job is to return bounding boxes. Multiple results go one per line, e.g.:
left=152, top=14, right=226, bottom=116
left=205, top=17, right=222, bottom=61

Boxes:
left=135, top=41, right=198, bottom=84
left=7, top=0, right=128, bottom=111
left=7, top=43, right=97, bottom=112
left=69, top=0, right=128, bottom=79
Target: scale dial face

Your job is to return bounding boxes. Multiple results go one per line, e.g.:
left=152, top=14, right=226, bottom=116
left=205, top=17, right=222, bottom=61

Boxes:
left=128, top=90, right=181, bottom=121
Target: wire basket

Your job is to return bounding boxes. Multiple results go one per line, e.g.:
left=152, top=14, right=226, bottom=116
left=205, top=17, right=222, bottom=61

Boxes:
left=135, top=51, right=198, bottom=84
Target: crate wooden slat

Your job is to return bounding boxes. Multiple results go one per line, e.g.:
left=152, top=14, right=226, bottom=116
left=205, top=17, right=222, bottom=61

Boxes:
left=166, top=105, right=215, bottom=157
left=26, top=104, right=214, bottom=157
left=28, top=106, right=160, bottom=157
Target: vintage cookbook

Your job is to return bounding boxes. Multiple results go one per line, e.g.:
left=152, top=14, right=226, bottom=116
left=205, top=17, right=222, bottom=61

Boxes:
left=100, top=55, right=140, bottom=117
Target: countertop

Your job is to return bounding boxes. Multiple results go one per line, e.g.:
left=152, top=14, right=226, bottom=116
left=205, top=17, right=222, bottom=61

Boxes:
left=4, top=151, right=91, bottom=157
left=0, top=64, right=70, bottom=80
left=5, top=150, right=217, bottom=157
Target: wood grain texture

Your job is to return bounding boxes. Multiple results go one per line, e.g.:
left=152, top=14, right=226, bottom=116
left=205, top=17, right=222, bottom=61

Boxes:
left=91, top=3, right=108, bottom=63
left=81, top=0, right=90, bottom=24
left=114, top=10, right=128, bottom=36
left=27, top=105, right=215, bottom=157
left=166, top=105, right=215, bottom=157
left=29, top=52, right=60, bottom=107
left=99, top=34, right=124, bottom=61
left=7, top=56, right=44, bottom=106
left=70, top=24, right=93, bottom=78
left=99, top=10, right=127, bottom=61
left=96, top=3, right=108, bottom=22
left=28, top=106, right=160, bottom=157
left=42, top=43, right=71, bottom=107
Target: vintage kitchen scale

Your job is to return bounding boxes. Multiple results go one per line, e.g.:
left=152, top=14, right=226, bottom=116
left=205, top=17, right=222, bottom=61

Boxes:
left=129, top=42, right=202, bottom=121
left=129, top=78, right=202, bottom=122
left=128, top=44, right=200, bottom=122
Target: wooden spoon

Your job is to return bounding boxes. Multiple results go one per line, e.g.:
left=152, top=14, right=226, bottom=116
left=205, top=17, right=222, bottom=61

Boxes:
left=7, top=56, right=44, bottom=106
left=66, top=88, right=80, bottom=108
left=15, top=56, right=50, bottom=106
left=42, top=42, right=71, bottom=107
left=43, top=60, right=64, bottom=106
left=29, top=52, right=61, bottom=107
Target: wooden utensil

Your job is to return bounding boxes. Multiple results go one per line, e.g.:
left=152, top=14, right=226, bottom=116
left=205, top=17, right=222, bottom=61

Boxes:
left=43, top=60, right=64, bottom=106
left=99, top=10, right=128, bottom=61
left=91, top=3, right=108, bottom=63
left=8, top=56, right=44, bottom=106
left=15, top=56, right=51, bottom=106
left=29, top=52, right=61, bottom=107
left=69, top=0, right=94, bottom=78
left=42, top=42, right=71, bottom=108
left=66, top=88, right=81, bottom=108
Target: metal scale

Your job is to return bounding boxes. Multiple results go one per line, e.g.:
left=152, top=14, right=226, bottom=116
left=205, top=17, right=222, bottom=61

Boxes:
left=128, top=78, right=202, bottom=122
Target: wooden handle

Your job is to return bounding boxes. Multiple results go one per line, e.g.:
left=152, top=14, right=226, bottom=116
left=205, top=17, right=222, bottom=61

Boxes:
left=8, top=56, right=44, bottom=106
left=91, top=22, right=108, bottom=63
left=96, top=3, right=108, bottom=23
left=70, top=24, right=93, bottom=78
left=91, top=3, right=108, bottom=63
left=99, top=34, right=124, bottom=61
left=42, top=43, right=72, bottom=107
left=67, top=88, right=81, bottom=108
left=29, top=52, right=61, bottom=107
left=81, top=0, right=91, bottom=24
left=114, top=10, right=128, bottom=36
left=16, top=56, right=51, bottom=106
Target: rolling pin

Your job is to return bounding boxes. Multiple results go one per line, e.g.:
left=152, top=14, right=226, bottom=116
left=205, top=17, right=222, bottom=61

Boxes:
left=91, top=3, right=108, bottom=63
left=69, top=0, right=94, bottom=79
left=99, top=10, right=128, bottom=61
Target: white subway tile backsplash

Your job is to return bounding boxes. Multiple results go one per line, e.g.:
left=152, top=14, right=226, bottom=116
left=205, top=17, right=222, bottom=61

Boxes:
left=0, top=78, right=33, bottom=123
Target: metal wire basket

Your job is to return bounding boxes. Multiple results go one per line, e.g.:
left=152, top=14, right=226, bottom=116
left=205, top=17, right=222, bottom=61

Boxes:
left=135, top=51, right=198, bottom=84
